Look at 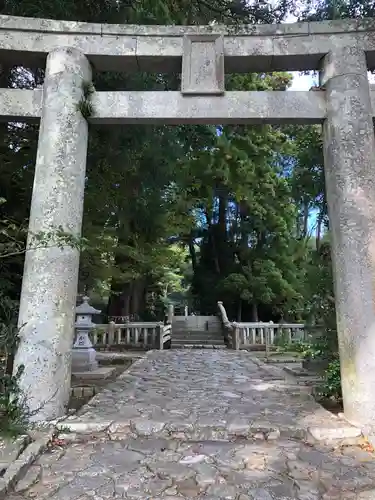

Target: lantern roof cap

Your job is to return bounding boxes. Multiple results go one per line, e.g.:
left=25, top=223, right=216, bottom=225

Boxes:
left=76, top=296, right=101, bottom=315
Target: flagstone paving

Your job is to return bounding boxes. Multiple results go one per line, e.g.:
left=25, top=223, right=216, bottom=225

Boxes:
left=7, top=350, right=375, bottom=499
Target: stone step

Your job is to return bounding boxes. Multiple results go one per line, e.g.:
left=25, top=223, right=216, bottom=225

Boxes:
left=172, top=317, right=222, bottom=334
left=172, top=336, right=225, bottom=342
left=171, top=344, right=227, bottom=349
left=172, top=332, right=224, bottom=339
left=172, top=337, right=225, bottom=344
left=172, top=339, right=226, bottom=346
left=172, top=334, right=225, bottom=340
left=172, top=344, right=226, bottom=349
left=21, top=433, right=357, bottom=500
left=172, top=337, right=224, bottom=342
left=172, top=327, right=222, bottom=333
left=22, top=427, right=367, bottom=500
left=55, top=415, right=362, bottom=448
left=172, top=326, right=222, bottom=333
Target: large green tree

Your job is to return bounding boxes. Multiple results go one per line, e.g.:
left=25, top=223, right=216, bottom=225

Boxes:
left=1, top=0, right=297, bottom=321
left=173, top=72, right=308, bottom=321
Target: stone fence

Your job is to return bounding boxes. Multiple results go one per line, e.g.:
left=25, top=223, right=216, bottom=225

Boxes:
left=71, top=297, right=172, bottom=375
left=92, top=322, right=171, bottom=350
left=217, top=301, right=307, bottom=350
left=232, top=322, right=306, bottom=350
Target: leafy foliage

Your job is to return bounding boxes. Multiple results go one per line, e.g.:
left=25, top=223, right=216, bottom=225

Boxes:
left=317, top=358, right=342, bottom=402
left=0, top=292, right=28, bottom=436
left=299, top=337, right=333, bottom=360
left=5, top=0, right=369, bottom=419
left=0, top=366, right=29, bottom=437
left=0, top=0, right=324, bottom=326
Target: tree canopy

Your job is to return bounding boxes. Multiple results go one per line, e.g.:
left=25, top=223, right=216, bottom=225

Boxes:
left=2, top=0, right=372, bottom=329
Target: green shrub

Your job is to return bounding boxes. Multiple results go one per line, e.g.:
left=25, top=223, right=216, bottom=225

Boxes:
left=300, top=337, right=332, bottom=360
left=0, top=365, right=29, bottom=437
left=317, top=357, right=342, bottom=402
left=274, top=338, right=329, bottom=358
left=0, top=296, right=30, bottom=437
left=273, top=330, right=291, bottom=348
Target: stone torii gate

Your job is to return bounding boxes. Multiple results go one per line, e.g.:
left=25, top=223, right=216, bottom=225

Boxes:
left=2, top=15, right=375, bottom=429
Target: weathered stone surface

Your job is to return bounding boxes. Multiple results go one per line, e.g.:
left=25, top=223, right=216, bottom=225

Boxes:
left=0, top=14, right=372, bottom=36
left=13, top=47, right=92, bottom=421
left=6, top=350, right=375, bottom=499
left=90, top=90, right=326, bottom=125
left=5, top=436, right=375, bottom=499
left=2, top=16, right=375, bottom=72
left=131, top=418, right=166, bottom=436
left=71, top=366, right=116, bottom=381
left=56, top=421, right=112, bottom=434
left=0, top=432, right=52, bottom=497
left=61, top=350, right=357, bottom=442
left=181, top=34, right=224, bottom=95
left=266, top=429, right=281, bottom=440
left=14, top=465, right=41, bottom=492
left=307, top=425, right=362, bottom=443
left=322, top=45, right=375, bottom=431
left=0, top=436, right=28, bottom=473
left=0, top=89, right=41, bottom=120
left=3, top=77, right=375, bottom=128
left=357, top=490, right=375, bottom=499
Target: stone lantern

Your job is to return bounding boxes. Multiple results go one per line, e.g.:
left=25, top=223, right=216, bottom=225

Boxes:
left=71, top=296, right=101, bottom=373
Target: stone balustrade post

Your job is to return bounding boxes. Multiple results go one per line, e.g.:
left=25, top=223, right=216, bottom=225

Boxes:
left=265, top=321, right=273, bottom=359
left=108, top=321, right=116, bottom=345
left=321, top=46, right=375, bottom=431
left=232, top=323, right=240, bottom=351
left=157, top=323, right=163, bottom=350
left=13, top=47, right=92, bottom=421
left=269, top=321, right=275, bottom=345
left=167, top=304, right=174, bottom=324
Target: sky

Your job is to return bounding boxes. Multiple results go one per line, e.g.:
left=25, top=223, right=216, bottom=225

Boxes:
left=289, top=72, right=318, bottom=90
left=289, top=70, right=375, bottom=90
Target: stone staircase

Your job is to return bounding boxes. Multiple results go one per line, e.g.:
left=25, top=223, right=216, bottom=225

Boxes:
left=171, top=315, right=226, bottom=348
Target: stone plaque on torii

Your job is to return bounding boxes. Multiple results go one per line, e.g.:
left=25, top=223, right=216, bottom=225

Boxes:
left=2, top=15, right=375, bottom=432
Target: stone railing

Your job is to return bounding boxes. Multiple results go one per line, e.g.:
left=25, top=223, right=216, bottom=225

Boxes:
left=232, top=322, right=305, bottom=350
left=217, top=302, right=306, bottom=350
left=160, top=323, right=172, bottom=349
left=217, top=301, right=235, bottom=347
left=91, top=322, right=171, bottom=350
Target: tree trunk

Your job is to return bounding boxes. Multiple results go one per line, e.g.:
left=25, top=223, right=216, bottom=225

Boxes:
left=302, top=200, right=309, bottom=237
left=107, top=227, right=133, bottom=318
left=316, top=213, right=323, bottom=251
left=218, top=193, right=227, bottom=237
left=217, top=192, right=228, bottom=273
left=6, top=351, right=14, bottom=377
left=232, top=202, right=239, bottom=241
left=107, top=282, right=131, bottom=318
left=239, top=200, right=249, bottom=251
left=130, top=279, right=145, bottom=318
left=188, top=235, right=197, bottom=273
left=251, top=302, right=259, bottom=322
left=123, top=287, right=131, bottom=317
left=237, top=299, right=242, bottom=322
left=205, top=211, right=220, bottom=274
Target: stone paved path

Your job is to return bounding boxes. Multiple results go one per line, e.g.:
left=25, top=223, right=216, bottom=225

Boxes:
left=8, top=350, right=375, bottom=499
